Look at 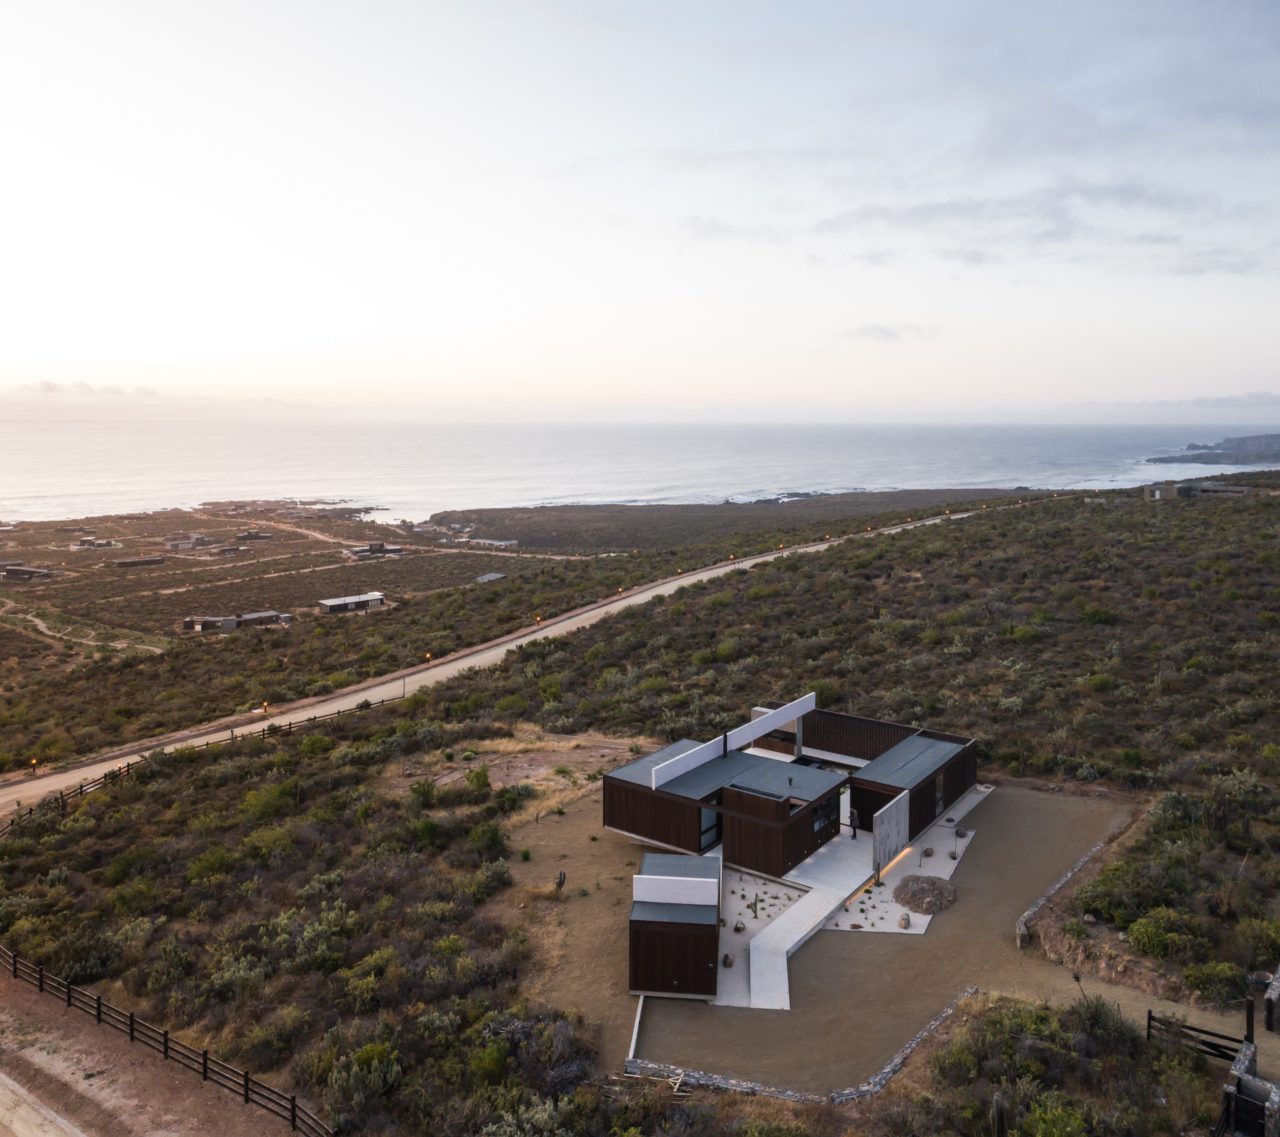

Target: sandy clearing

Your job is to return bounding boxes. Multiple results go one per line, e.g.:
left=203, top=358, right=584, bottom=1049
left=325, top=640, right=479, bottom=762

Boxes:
left=0, top=981, right=295, bottom=1137
left=0, top=1072, right=89, bottom=1137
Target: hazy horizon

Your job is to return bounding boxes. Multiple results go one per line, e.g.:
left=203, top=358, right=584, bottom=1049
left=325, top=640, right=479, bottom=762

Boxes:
left=2, top=2, right=1278, bottom=422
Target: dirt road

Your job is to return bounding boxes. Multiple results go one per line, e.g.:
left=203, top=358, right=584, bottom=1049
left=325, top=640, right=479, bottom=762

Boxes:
left=1, top=509, right=981, bottom=818
left=0, top=1072, right=87, bottom=1137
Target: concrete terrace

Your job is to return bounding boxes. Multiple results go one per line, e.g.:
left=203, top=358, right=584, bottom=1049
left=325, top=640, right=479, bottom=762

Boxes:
left=705, top=783, right=994, bottom=1009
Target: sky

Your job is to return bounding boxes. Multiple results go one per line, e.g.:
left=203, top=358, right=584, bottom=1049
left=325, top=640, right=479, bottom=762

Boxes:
left=1, top=1, right=1278, bottom=423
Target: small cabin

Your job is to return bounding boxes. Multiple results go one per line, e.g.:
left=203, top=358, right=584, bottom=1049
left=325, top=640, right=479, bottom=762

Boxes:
left=629, top=853, right=721, bottom=999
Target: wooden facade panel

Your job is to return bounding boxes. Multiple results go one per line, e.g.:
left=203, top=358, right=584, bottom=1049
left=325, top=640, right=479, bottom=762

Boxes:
left=942, top=746, right=977, bottom=807
left=722, top=786, right=786, bottom=876
left=603, top=778, right=700, bottom=853
left=722, top=785, right=842, bottom=877
left=802, top=711, right=916, bottom=761
left=849, top=785, right=897, bottom=832
left=629, top=922, right=718, bottom=996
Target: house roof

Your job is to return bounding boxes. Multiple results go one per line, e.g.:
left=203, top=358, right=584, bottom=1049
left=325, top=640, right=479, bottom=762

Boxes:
left=475, top=572, right=506, bottom=583
left=855, top=734, right=967, bottom=791
left=629, top=901, right=719, bottom=925
left=608, top=739, right=703, bottom=788
left=609, top=743, right=845, bottom=804
left=319, top=592, right=385, bottom=606
left=639, top=852, right=720, bottom=880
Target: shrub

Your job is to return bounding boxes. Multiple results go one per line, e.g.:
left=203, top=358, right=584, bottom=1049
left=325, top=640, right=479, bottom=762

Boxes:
left=1184, top=961, right=1246, bottom=1004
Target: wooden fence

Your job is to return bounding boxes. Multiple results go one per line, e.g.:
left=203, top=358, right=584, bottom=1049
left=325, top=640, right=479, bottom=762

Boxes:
left=0, top=695, right=405, bottom=842
left=1147, top=1009, right=1246, bottom=1063
left=0, top=942, right=331, bottom=1136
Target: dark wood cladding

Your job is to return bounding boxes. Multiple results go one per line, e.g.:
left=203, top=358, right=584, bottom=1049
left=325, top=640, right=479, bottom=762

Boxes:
left=802, top=711, right=916, bottom=761
left=880, top=743, right=978, bottom=839
left=629, top=921, right=718, bottom=996
left=602, top=778, right=700, bottom=853
left=722, top=784, right=841, bottom=877
left=849, top=784, right=898, bottom=831
left=722, top=785, right=787, bottom=875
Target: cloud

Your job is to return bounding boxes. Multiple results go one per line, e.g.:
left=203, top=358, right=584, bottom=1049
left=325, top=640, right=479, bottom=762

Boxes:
left=678, top=215, right=786, bottom=243
left=814, top=179, right=1223, bottom=244
left=1171, top=246, right=1269, bottom=276
left=847, top=322, right=938, bottom=344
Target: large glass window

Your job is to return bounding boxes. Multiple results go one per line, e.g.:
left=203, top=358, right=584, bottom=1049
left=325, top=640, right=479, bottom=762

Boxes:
left=699, top=804, right=720, bottom=850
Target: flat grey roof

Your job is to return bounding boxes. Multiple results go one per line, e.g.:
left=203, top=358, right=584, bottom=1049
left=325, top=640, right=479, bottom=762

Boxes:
left=856, top=734, right=966, bottom=791
left=640, top=852, right=720, bottom=880
left=630, top=901, right=718, bottom=925
left=610, top=743, right=845, bottom=804
left=608, top=739, right=703, bottom=788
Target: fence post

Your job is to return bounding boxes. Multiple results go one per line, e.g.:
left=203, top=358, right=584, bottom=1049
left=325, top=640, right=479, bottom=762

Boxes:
left=96, top=995, right=102, bottom=1023
left=10, top=951, right=16, bottom=979
left=37, top=965, right=43, bottom=992
left=290, top=1095, right=297, bottom=1130
left=129, top=1012, right=135, bottom=1042
left=1246, top=997, right=1255, bottom=1043
left=202, top=1050, right=208, bottom=1081
left=163, top=1030, right=169, bottom=1060
left=1146, top=1009, right=1153, bottom=1041
left=243, top=1070, right=250, bottom=1104
left=66, top=980, right=72, bottom=1007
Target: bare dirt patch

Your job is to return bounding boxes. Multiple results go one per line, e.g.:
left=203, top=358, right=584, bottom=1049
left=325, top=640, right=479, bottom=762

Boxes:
left=378, top=725, right=652, bottom=815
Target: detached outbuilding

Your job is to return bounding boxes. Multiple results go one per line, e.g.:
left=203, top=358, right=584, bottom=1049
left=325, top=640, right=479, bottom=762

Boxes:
left=318, top=592, right=385, bottom=614
left=629, top=853, right=721, bottom=999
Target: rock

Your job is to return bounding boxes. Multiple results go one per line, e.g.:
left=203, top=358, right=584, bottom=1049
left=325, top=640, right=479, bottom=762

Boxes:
left=1082, top=913, right=1097, bottom=925
left=892, top=875, right=958, bottom=914
left=1117, top=962, right=1126, bottom=973
left=734, top=920, right=745, bottom=933
left=850, top=922, right=863, bottom=929
left=1118, top=931, right=1128, bottom=942
left=722, top=953, right=734, bottom=968
left=898, top=912, right=911, bottom=929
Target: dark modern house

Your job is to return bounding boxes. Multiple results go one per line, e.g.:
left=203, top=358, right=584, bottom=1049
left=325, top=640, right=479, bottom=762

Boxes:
left=603, top=695, right=977, bottom=879
left=629, top=853, right=721, bottom=998
left=183, top=611, right=293, bottom=633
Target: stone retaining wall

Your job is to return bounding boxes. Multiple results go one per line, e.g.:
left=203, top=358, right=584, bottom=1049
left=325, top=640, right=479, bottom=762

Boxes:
left=1015, top=839, right=1107, bottom=948
left=623, top=985, right=979, bottom=1104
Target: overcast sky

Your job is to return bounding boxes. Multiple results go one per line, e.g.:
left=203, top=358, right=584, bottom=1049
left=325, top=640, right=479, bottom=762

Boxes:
left=2, top=1, right=1278, bottom=422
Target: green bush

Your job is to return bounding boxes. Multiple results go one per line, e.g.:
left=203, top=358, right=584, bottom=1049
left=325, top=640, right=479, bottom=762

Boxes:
left=1184, top=961, right=1246, bottom=1004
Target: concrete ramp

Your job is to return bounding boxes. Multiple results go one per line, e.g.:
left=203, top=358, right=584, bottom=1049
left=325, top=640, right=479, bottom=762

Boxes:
left=746, top=887, right=844, bottom=1010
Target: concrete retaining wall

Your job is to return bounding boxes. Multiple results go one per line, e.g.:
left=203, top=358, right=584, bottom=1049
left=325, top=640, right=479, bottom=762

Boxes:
left=1015, top=839, right=1107, bottom=948
left=624, top=985, right=979, bottom=1104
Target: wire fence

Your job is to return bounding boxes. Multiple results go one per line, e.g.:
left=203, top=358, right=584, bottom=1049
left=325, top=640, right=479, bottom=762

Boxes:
left=0, top=942, right=331, bottom=1136
left=0, top=695, right=406, bottom=842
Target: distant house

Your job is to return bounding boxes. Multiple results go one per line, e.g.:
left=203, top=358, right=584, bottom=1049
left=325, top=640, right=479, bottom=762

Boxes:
left=475, top=572, right=506, bottom=584
left=629, top=853, right=721, bottom=998
left=235, top=529, right=272, bottom=541
left=113, top=555, right=166, bottom=568
left=318, top=591, right=385, bottom=614
left=76, top=537, right=116, bottom=549
left=1143, top=480, right=1256, bottom=501
left=3, top=566, right=53, bottom=581
left=210, top=545, right=247, bottom=556
left=166, top=534, right=213, bottom=551
left=343, top=541, right=403, bottom=560
left=183, top=611, right=293, bottom=633
left=468, top=538, right=518, bottom=549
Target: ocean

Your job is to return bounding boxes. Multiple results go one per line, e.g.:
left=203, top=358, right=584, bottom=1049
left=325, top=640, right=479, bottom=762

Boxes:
left=1, top=420, right=1276, bottom=523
